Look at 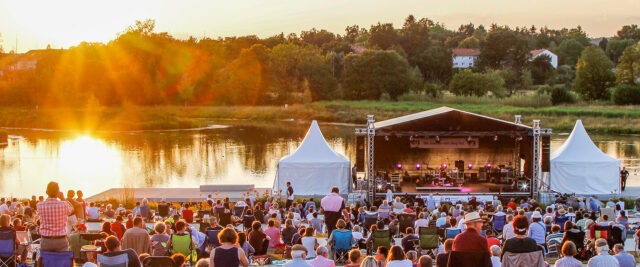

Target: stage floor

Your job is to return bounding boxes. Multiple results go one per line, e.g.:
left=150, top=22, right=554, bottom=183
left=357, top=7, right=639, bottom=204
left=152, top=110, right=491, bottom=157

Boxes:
left=399, top=181, right=513, bottom=194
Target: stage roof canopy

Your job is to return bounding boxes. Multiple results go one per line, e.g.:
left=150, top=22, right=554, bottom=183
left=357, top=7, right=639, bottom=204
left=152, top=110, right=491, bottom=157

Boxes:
left=374, top=106, right=532, bottom=135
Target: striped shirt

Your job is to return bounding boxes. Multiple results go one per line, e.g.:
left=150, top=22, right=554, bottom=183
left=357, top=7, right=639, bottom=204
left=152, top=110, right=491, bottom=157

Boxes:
left=37, top=198, right=73, bottom=237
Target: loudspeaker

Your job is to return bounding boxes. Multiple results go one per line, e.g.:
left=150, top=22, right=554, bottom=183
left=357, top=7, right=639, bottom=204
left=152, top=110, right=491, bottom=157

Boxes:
left=356, top=136, right=365, bottom=171
left=455, top=160, right=465, bottom=170
left=542, top=135, right=550, bottom=172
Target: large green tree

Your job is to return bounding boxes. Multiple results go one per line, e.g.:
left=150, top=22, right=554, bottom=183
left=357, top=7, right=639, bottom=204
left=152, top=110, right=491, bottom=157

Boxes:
left=413, top=45, right=452, bottom=83
left=556, top=39, right=585, bottom=66
left=367, top=23, right=398, bottom=50
left=399, top=15, right=431, bottom=60
left=616, top=24, right=640, bottom=40
left=615, top=42, right=640, bottom=85
left=479, top=28, right=531, bottom=69
left=606, top=39, right=637, bottom=63
left=342, top=50, right=413, bottom=100
left=574, top=46, right=615, bottom=100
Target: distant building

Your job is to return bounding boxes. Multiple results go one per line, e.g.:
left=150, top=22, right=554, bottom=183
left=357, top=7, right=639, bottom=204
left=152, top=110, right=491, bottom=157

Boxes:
left=530, top=49, right=558, bottom=69
left=0, top=49, right=59, bottom=77
left=452, top=48, right=480, bottom=68
left=350, top=44, right=366, bottom=54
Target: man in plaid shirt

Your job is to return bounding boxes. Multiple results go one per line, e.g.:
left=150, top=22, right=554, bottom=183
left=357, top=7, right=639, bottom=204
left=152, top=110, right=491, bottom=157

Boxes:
left=37, top=181, right=73, bottom=252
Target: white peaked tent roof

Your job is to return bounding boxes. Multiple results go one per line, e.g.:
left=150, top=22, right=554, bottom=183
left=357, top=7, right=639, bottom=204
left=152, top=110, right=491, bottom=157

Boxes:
left=551, top=120, right=618, bottom=163
left=279, top=120, right=349, bottom=163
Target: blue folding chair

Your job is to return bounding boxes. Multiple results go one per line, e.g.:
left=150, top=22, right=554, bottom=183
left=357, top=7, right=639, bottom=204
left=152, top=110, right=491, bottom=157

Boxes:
left=492, top=214, right=506, bottom=232
left=445, top=228, right=462, bottom=240
left=332, top=230, right=352, bottom=264
left=205, top=229, right=221, bottom=249
left=0, top=230, right=17, bottom=267
left=97, top=253, right=128, bottom=267
left=39, top=251, right=74, bottom=267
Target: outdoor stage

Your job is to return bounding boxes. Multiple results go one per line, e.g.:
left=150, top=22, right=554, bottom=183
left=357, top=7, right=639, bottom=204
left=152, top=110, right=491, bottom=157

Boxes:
left=356, top=107, right=551, bottom=200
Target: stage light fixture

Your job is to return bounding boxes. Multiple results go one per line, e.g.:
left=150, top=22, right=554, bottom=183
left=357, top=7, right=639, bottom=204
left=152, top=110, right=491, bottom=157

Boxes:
left=467, top=163, right=473, bottom=169
left=486, top=163, right=492, bottom=168
left=385, top=136, right=389, bottom=141
left=396, top=163, right=403, bottom=169
left=435, top=136, right=440, bottom=143
left=494, top=135, right=498, bottom=141
left=377, top=184, right=382, bottom=190
left=415, top=163, right=421, bottom=169
left=442, top=163, right=447, bottom=169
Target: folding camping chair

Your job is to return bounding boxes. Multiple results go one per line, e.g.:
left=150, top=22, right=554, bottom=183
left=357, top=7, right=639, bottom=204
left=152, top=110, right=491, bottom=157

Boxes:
left=39, top=251, right=73, bottom=267
left=0, top=229, right=17, bottom=267
left=445, top=228, right=462, bottom=240
left=170, top=232, right=197, bottom=264
left=368, top=230, right=391, bottom=255
left=492, top=214, right=506, bottom=232
left=142, top=256, right=174, bottom=267
left=564, top=230, right=586, bottom=260
left=205, top=229, right=221, bottom=249
left=331, top=230, right=353, bottom=264
left=418, top=227, right=439, bottom=257
left=397, top=214, right=416, bottom=234
left=97, top=253, right=128, bottom=267
left=363, top=213, right=378, bottom=235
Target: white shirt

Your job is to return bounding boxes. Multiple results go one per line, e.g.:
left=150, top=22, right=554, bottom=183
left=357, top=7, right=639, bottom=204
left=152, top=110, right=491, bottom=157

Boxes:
left=0, top=204, right=8, bottom=214
left=414, top=219, right=428, bottom=230
left=386, top=190, right=393, bottom=204
left=386, top=260, right=412, bottom=267
left=502, top=222, right=516, bottom=240
left=88, top=207, right=100, bottom=220
left=301, top=237, right=317, bottom=258
left=587, top=252, right=620, bottom=267
left=490, top=256, right=501, bottom=267
left=352, top=231, right=363, bottom=241
left=616, top=201, right=625, bottom=211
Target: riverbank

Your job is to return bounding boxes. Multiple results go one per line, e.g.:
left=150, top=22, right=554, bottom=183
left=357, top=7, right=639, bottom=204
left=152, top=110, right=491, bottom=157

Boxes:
left=1, top=102, right=640, bottom=133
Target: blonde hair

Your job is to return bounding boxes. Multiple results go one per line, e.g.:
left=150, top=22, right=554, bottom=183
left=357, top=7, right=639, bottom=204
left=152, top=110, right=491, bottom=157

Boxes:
left=360, top=256, right=378, bottom=267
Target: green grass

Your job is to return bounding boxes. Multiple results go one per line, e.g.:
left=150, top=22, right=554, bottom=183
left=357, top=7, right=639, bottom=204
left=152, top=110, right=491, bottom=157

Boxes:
left=1, top=99, right=640, bottom=133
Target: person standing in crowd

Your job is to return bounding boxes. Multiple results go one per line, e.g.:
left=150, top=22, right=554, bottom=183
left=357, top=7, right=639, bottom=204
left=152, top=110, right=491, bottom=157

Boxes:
left=385, top=185, right=393, bottom=204
left=321, top=187, right=346, bottom=234
left=37, top=181, right=73, bottom=252
left=613, top=243, right=634, bottom=267
left=587, top=238, right=619, bottom=267
left=620, top=167, right=629, bottom=191
left=121, top=217, right=151, bottom=255
left=452, top=212, right=488, bottom=252
left=75, top=190, right=87, bottom=223
left=66, top=190, right=79, bottom=235
left=209, top=227, right=250, bottom=267
left=286, top=182, right=294, bottom=209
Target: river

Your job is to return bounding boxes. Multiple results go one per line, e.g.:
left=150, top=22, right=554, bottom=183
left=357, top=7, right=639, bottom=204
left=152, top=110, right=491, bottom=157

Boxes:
left=1, top=120, right=639, bottom=198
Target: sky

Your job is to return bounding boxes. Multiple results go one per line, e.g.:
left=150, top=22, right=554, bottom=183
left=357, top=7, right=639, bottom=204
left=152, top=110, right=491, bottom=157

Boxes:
left=1, top=0, right=639, bottom=53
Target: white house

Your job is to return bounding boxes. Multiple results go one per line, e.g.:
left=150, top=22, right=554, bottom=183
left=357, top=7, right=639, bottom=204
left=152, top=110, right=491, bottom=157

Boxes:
left=530, top=49, right=558, bottom=69
left=452, top=48, right=480, bottom=68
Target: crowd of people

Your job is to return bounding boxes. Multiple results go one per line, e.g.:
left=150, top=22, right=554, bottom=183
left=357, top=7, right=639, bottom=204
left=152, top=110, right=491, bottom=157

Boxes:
left=0, top=181, right=639, bottom=267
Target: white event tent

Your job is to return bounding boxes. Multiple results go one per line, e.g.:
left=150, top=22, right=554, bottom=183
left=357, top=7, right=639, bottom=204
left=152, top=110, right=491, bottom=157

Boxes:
left=274, top=120, right=351, bottom=196
left=550, top=120, right=620, bottom=195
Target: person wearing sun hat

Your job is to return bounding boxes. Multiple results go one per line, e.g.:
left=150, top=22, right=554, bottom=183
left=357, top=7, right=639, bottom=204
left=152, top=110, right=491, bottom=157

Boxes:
left=527, top=211, right=546, bottom=246
left=452, top=211, right=489, bottom=252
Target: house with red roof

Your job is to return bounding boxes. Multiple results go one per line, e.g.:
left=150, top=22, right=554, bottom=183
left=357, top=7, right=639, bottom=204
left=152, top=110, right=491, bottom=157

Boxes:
left=530, top=49, right=558, bottom=69
left=452, top=48, right=480, bottom=68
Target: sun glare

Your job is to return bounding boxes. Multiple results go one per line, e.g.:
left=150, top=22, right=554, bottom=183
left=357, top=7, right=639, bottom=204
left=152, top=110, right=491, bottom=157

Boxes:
left=57, top=135, right=121, bottom=187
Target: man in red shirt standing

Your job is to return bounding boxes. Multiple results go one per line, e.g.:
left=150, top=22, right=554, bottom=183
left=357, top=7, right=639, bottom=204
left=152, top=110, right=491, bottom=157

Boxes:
left=452, top=211, right=488, bottom=252
left=37, top=181, right=73, bottom=252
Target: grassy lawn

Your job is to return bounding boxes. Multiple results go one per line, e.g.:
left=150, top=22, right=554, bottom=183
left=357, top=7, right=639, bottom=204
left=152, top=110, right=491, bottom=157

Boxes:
left=1, top=101, right=640, bottom=133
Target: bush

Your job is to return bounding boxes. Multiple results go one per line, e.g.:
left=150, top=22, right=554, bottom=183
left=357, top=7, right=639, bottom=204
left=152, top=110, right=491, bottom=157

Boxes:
left=611, top=84, right=640, bottom=105
left=449, top=70, right=505, bottom=97
left=550, top=86, right=575, bottom=105
left=536, top=85, right=553, bottom=95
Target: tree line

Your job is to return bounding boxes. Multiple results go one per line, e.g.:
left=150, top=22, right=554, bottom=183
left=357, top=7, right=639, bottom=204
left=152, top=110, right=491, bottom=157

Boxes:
left=0, top=17, right=639, bottom=107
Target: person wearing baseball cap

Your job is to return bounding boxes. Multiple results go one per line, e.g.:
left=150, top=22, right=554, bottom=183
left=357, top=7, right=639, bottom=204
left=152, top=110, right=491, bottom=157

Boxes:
left=528, top=211, right=546, bottom=246
left=452, top=211, right=489, bottom=252
left=284, top=244, right=313, bottom=267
